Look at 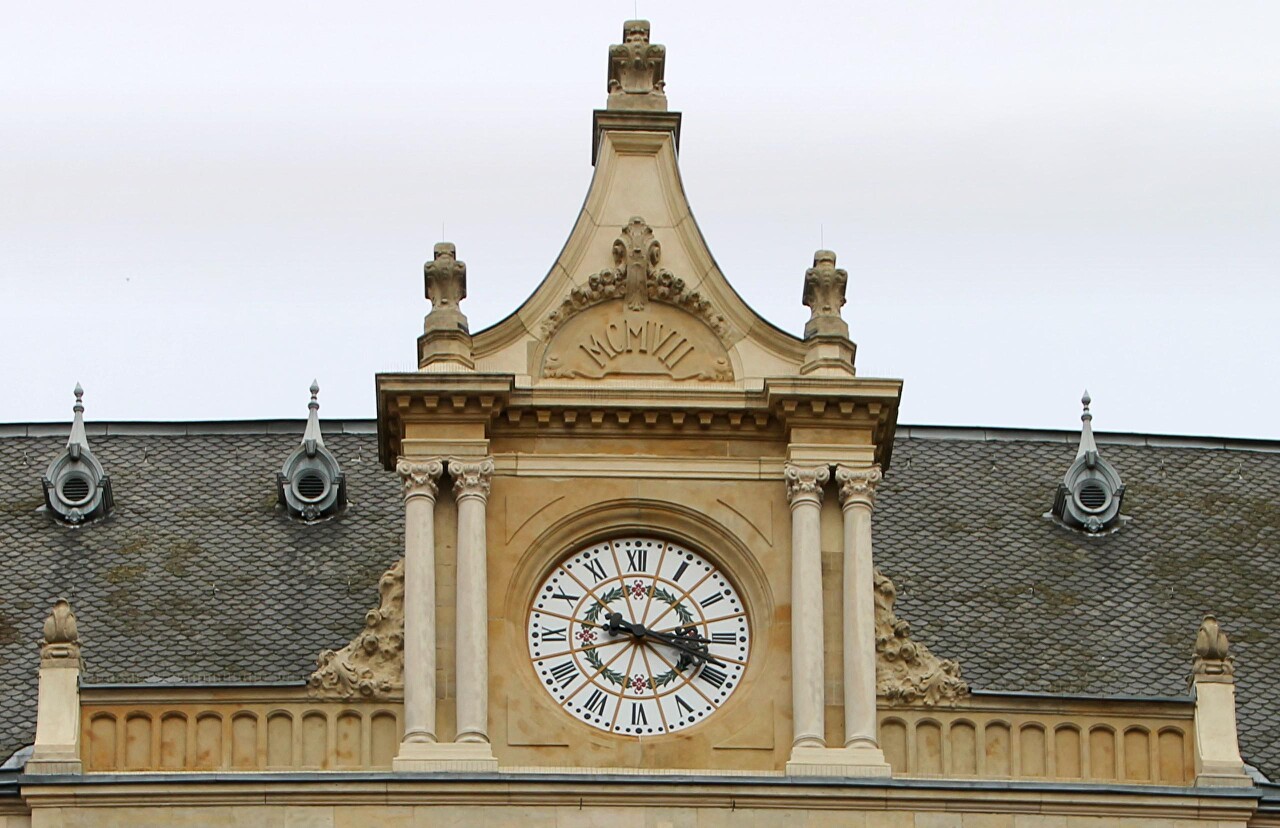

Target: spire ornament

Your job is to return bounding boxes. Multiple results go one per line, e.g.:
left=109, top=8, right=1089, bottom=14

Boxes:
left=607, top=20, right=667, bottom=111
left=40, top=599, right=81, bottom=663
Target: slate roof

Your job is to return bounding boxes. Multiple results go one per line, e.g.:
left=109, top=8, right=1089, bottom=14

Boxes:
left=1, top=423, right=1277, bottom=778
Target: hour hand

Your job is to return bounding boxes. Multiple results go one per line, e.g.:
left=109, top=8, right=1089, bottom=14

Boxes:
left=603, top=611, right=637, bottom=638
left=648, top=629, right=726, bottom=668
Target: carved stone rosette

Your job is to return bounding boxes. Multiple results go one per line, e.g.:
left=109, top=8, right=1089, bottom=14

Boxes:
left=784, top=464, right=830, bottom=506
left=397, top=459, right=444, bottom=501
left=308, top=558, right=405, bottom=700
left=836, top=465, right=883, bottom=509
left=874, top=568, right=969, bottom=705
left=450, top=458, right=494, bottom=502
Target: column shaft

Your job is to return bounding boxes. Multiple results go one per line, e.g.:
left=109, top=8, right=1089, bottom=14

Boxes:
left=397, top=459, right=443, bottom=745
left=837, top=465, right=882, bottom=748
left=786, top=463, right=830, bottom=749
left=451, top=458, right=494, bottom=744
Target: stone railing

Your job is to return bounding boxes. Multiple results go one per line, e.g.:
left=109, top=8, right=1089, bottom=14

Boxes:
left=80, top=684, right=402, bottom=772
left=879, top=692, right=1196, bottom=785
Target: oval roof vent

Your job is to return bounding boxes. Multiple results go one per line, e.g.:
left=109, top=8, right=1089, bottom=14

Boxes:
left=276, top=381, right=347, bottom=522
left=1049, top=391, right=1126, bottom=535
left=41, top=384, right=114, bottom=525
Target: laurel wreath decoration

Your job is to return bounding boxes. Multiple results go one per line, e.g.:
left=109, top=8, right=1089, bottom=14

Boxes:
left=580, top=583, right=697, bottom=689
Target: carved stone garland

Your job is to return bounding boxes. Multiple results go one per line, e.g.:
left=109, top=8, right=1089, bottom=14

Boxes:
left=540, top=216, right=732, bottom=345
left=308, top=559, right=405, bottom=700
left=874, top=568, right=969, bottom=705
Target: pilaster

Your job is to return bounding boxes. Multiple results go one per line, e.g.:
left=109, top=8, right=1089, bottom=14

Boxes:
left=26, top=600, right=84, bottom=775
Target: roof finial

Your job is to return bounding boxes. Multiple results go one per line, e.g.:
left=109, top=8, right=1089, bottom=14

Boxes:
left=607, top=20, right=667, bottom=111
left=67, top=383, right=88, bottom=458
left=1077, top=389, right=1098, bottom=459
left=1081, top=389, right=1092, bottom=423
left=302, top=380, right=324, bottom=454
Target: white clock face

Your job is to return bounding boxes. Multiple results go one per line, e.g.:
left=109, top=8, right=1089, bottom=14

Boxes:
left=526, top=536, right=751, bottom=736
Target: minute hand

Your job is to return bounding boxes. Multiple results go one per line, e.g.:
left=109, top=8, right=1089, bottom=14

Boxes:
left=646, top=629, right=726, bottom=668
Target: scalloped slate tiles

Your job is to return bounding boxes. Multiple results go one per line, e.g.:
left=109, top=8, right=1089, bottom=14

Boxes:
left=1, top=430, right=1277, bottom=779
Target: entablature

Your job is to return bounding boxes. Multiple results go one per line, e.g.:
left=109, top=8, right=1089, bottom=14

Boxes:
left=376, top=372, right=902, bottom=468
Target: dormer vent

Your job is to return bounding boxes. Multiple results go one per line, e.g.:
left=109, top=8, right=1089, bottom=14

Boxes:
left=1050, top=391, right=1126, bottom=534
left=42, top=384, right=113, bottom=525
left=277, top=381, right=347, bottom=522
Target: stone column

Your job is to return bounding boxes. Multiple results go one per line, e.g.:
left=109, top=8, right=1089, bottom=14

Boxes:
left=450, top=457, right=495, bottom=746
left=784, top=463, right=830, bottom=750
left=836, top=464, right=883, bottom=750
left=27, top=599, right=83, bottom=775
left=395, top=459, right=443, bottom=754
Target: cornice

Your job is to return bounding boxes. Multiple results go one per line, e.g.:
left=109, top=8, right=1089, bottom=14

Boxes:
left=15, top=773, right=1260, bottom=820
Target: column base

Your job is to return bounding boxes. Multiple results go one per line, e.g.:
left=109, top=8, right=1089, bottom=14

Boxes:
left=786, top=745, right=892, bottom=778
left=1195, top=760, right=1252, bottom=787
left=393, top=740, right=498, bottom=772
left=23, top=757, right=83, bottom=775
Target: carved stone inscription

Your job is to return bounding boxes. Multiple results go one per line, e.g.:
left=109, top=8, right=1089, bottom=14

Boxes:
left=542, top=302, right=732, bottom=381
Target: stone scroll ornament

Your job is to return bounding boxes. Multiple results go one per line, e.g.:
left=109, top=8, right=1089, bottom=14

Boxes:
left=874, top=569, right=970, bottom=705
left=308, top=559, right=405, bottom=700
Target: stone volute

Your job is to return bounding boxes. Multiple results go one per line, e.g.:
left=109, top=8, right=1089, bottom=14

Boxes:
left=418, top=242, right=474, bottom=371
left=801, top=250, right=856, bottom=376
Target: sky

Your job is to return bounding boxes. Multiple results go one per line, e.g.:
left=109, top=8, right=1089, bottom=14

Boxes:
left=2, top=2, right=1277, bottom=437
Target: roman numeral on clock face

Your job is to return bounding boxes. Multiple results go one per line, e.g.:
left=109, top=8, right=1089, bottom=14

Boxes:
left=631, top=703, right=648, bottom=726
left=552, top=588, right=580, bottom=608
left=540, top=626, right=567, bottom=642
left=698, top=665, right=728, bottom=689
left=698, top=591, right=725, bottom=608
left=674, top=694, right=696, bottom=715
left=584, top=689, right=607, bottom=716
left=672, top=561, right=689, bottom=582
left=549, top=661, right=579, bottom=689
left=711, top=632, right=736, bottom=645
left=625, top=548, right=647, bottom=572
left=583, top=558, right=608, bottom=583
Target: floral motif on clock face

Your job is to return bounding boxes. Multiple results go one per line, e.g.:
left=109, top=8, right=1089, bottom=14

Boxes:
left=526, top=536, right=751, bottom=736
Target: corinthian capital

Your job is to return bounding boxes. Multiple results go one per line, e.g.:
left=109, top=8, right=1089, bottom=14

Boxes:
left=784, top=463, right=830, bottom=506
left=396, top=458, right=444, bottom=500
left=836, top=465, right=883, bottom=508
left=450, top=457, right=494, bottom=502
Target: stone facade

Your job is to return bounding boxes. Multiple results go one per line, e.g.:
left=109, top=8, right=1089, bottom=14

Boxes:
left=3, top=17, right=1273, bottom=828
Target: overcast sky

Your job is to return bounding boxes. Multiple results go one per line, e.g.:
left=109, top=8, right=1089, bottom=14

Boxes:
left=2, top=2, right=1277, bottom=438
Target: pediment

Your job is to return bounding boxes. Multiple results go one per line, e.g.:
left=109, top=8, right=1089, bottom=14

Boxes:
left=468, top=123, right=807, bottom=382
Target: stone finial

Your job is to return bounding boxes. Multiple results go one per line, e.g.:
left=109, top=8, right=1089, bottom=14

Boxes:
left=418, top=242, right=475, bottom=370
left=424, top=242, right=468, bottom=332
left=799, top=250, right=856, bottom=374
left=40, top=599, right=80, bottom=662
left=803, top=250, right=848, bottom=327
left=1193, top=614, right=1234, bottom=679
left=1048, top=390, right=1126, bottom=534
left=607, top=20, right=667, bottom=111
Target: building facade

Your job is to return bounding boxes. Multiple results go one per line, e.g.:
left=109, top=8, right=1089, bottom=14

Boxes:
left=2, top=20, right=1279, bottom=828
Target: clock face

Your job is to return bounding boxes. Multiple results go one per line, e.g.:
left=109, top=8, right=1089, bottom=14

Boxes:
left=526, top=536, right=751, bottom=736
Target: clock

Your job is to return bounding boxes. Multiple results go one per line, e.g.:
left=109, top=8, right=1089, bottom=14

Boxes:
left=526, top=535, right=751, bottom=736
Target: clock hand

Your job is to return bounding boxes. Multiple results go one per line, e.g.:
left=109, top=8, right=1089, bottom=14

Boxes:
left=645, top=629, right=726, bottom=668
